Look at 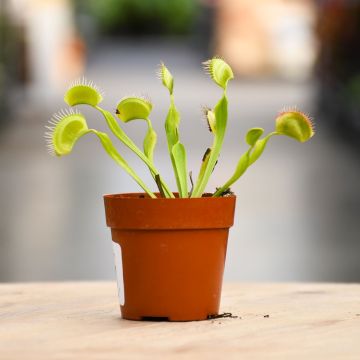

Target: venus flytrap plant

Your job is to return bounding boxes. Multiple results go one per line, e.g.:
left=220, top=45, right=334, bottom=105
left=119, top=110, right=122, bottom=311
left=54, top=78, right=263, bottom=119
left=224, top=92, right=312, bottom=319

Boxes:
left=64, top=79, right=174, bottom=198
left=248, top=109, right=314, bottom=167
left=213, top=110, right=314, bottom=197
left=45, top=109, right=156, bottom=198
left=275, top=109, right=315, bottom=143
left=115, top=96, right=158, bottom=183
left=158, top=62, right=189, bottom=198
left=45, top=109, right=88, bottom=156
left=64, top=77, right=104, bottom=107
left=47, top=58, right=314, bottom=199
left=191, top=57, right=234, bottom=198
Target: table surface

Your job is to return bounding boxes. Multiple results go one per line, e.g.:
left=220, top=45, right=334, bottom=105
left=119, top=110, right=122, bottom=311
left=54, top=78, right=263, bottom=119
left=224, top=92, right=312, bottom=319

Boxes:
left=0, top=282, right=359, bottom=359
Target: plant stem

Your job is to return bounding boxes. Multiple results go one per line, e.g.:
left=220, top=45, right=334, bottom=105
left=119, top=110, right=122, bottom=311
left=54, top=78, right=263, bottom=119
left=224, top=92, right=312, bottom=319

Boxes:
left=94, top=105, right=174, bottom=198
left=191, top=94, right=228, bottom=197
left=89, top=129, right=156, bottom=198
left=165, top=94, right=188, bottom=197
left=213, top=132, right=278, bottom=197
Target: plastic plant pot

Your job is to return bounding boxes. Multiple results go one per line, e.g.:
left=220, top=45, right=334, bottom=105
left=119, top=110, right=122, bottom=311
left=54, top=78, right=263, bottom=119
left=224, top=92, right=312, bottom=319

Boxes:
left=104, top=193, right=236, bottom=321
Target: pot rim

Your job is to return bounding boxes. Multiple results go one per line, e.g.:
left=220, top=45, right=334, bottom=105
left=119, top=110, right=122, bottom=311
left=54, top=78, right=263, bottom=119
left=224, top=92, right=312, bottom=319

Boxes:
left=103, top=193, right=236, bottom=230
left=103, top=192, right=236, bottom=200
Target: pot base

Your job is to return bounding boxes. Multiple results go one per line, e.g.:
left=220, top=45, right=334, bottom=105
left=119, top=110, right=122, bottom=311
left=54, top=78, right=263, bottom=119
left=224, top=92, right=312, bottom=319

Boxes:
left=121, top=309, right=217, bottom=322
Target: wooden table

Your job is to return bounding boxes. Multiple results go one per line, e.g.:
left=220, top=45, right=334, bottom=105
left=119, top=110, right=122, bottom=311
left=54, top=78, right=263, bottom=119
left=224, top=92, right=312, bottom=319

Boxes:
left=1, top=282, right=359, bottom=359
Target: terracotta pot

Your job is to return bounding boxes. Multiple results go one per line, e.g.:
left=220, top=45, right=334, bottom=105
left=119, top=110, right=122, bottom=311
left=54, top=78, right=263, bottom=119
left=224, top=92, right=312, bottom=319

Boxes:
left=103, top=193, right=236, bottom=321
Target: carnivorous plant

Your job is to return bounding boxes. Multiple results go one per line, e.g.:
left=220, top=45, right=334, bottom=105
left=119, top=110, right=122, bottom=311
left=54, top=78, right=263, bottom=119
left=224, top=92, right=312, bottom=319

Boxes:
left=46, top=58, right=314, bottom=198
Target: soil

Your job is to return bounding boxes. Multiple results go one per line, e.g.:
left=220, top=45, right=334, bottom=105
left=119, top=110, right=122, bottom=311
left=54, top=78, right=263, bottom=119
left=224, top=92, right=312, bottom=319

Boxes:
left=207, top=312, right=238, bottom=320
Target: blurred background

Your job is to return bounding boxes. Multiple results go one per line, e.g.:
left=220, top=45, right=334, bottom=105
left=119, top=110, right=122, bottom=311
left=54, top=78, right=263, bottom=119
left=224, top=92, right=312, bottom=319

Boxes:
left=0, top=0, right=359, bottom=282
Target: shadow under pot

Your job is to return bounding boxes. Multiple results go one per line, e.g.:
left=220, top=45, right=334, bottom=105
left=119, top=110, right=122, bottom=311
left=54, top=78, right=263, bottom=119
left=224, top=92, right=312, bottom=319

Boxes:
left=103, top=192, right=236, bottom=322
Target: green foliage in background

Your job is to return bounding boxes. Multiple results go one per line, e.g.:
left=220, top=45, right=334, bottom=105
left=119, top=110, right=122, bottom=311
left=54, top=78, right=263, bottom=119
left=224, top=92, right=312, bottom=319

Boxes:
left=76, top=0, right=198, bottom=36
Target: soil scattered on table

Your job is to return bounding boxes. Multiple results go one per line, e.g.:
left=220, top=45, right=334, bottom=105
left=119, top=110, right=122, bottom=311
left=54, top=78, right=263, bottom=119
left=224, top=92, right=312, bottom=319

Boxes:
left=207, top=312, right=238, bottom=320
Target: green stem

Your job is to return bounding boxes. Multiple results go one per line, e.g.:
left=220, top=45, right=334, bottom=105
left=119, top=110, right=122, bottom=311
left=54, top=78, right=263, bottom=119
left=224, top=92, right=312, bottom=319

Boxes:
left=165, top=95, right=188, bottom=197
left=144, top=117, right=164, bottom=195
left=191, top=94, right=228, bottom=197
left=192, top=148, right=211, bottom=194
left=88, top=129, right=156, bottom=198
left=213, top=132, right=278, bottom=197
left=212, top=150, right=250, bottom=197
left=145, top=118, right=155, bottom=164
left=94, top=105, right=174, bottom=198
left=171, top=142, right=188, bottom=197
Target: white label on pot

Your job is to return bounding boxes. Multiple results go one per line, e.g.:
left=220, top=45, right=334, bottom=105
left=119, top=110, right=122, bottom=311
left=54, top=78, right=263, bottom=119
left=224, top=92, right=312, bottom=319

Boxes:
left=112, top=242, right=125, bottom=306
